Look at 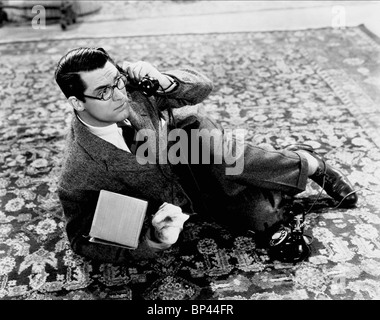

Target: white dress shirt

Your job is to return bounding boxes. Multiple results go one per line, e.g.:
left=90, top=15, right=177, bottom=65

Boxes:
left=77, top=115, right=132, bottom=153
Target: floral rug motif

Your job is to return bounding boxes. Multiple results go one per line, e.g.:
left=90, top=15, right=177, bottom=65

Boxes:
left=1, top=25, right=380, bottom=300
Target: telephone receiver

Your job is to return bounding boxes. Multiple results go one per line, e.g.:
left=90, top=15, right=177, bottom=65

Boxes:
left=116, top=64, right=160, bottom=97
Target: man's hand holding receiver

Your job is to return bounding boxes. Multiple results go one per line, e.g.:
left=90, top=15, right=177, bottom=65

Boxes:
left=121, top=61, right=177, bottom=93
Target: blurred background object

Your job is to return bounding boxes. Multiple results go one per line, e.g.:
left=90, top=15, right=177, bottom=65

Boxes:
left=0, top=0, right=101, bottom=27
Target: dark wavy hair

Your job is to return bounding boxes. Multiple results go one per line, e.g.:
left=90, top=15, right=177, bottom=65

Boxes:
left=54, top=47, right=116, bottom=102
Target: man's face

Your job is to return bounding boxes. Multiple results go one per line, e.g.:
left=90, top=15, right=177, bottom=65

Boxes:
left=79, top=61, right=131, bottom=126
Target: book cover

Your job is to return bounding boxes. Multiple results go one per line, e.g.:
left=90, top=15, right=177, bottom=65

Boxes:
left=89, top=190, right=148, bottom=249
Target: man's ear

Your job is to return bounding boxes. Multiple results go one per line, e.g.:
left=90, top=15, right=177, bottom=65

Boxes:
left=68, top=96, right=85, bottom=112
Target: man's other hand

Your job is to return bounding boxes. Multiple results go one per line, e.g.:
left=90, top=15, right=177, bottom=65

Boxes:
left=152, top=202, right=190, bottom=245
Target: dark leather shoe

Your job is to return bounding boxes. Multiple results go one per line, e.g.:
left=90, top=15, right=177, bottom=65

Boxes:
left=285, top=144, right=358, bottom=208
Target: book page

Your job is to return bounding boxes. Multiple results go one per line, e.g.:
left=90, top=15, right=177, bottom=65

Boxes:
left=89, top=190, right=148, bottom=249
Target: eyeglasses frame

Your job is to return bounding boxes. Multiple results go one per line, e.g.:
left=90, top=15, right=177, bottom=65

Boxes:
left=83, top=75, right=127, bottom=101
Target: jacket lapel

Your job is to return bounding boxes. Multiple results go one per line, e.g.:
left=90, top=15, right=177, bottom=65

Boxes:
left=72, top=113, right=157, bottom=173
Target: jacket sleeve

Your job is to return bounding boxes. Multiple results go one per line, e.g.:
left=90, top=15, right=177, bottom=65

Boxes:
left=57, top=186, right=160, bottom=264
left=155, top=67, right=214, bottom=110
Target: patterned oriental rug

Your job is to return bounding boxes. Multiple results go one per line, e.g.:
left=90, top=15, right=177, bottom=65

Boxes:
left=1, top=25, right=380, bottom=300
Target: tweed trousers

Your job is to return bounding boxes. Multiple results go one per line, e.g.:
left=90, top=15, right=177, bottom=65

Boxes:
left=169, top=108, right=309, bottom=235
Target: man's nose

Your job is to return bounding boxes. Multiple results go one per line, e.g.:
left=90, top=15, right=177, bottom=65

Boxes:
left=112, top=87, right=125, bottom=100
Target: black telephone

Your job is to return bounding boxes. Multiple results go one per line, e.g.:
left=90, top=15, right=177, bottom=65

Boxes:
left=268, top=202, right=312, bottom=263
left=116, top=65, right=159, bottom=97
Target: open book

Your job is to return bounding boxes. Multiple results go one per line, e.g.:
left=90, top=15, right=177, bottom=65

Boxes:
left=89, top=190, right=148, bottom=249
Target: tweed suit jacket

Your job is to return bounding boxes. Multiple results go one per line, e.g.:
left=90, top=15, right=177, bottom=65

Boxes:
left=58, top=67, right=214, bottom=263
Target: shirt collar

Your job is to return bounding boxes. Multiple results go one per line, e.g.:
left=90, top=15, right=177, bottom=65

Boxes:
left=76, top=113, right=125, bottom=136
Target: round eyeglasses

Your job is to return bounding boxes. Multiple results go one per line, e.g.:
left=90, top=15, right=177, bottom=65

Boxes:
left=83, top=75, right=127, bottom=101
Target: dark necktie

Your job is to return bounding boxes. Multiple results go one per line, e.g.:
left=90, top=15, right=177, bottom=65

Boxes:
left=118, top=123, right=137, bottom=154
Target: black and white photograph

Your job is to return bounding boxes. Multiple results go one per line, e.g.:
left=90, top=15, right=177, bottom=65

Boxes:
left=1, top=0, right=380, bottom=306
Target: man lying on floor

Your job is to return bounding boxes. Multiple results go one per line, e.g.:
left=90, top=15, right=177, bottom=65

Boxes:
left=54, top=47, right=358, bottom=263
